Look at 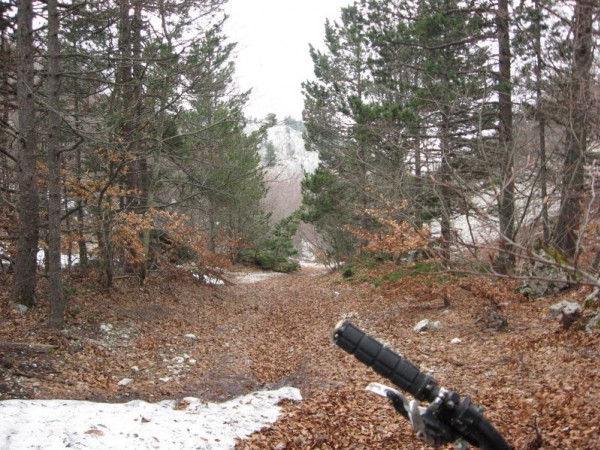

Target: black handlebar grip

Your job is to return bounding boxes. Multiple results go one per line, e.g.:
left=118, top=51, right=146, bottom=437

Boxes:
left=332, top=320, right=439, bottom=402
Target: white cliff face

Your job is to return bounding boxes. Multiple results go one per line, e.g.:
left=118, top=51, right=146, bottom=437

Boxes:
left=251, top=120, right=322, bottom=261
left=256, top=122, right=319, bottom=222
left=260, top=123, right=319, bottom=178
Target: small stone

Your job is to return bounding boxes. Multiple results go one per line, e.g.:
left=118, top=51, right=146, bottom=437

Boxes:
left=118, top=378, right=134, bottom=386
left=450, top=338, right=462, bottom=344
left=414, top=319, right=442, bottom=332
left=184, top=334, right=197, bottom=340
left=430, top=321, right=442, bottom=331
left=548, top=300, right=582, bottom=330
left=12, top=303, right=28, bottom=314
left=414, top=319, right=430, bottom=332
left=548, top=300, right=581, bottom=318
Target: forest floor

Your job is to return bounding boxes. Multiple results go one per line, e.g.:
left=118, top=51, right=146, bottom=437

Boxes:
left=0, top=263, right=598, bottom=449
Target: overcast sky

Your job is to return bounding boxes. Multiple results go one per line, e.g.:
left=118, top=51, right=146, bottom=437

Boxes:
left=224, top=0, right=351, bottom=121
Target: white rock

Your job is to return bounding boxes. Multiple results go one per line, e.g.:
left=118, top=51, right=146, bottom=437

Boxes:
left=100, top=324, right=113, bottom=333
left=430, top=321, right=443, bottom=331
left=450, top=338, right=462, bottom=344
left=12, top=303, right=28, bottom=314
left=117, top=378, right=133, bottom=387
left=414, top=319, right=442, bottom=332
left=548, top=301, right=581, bottom=318
left=184, top=333, right=197, bottom=340
left=414, top=319, right=430, bottom=332
left=159, top=377, right=171, bottom=383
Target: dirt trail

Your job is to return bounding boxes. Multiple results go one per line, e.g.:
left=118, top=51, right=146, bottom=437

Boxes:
left=1, top=266, right=599, bottom=449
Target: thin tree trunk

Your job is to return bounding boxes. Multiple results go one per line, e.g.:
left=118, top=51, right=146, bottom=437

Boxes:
left=0, top=3, right=12, bottom=204
left=439, top=116, right=451, bottom=264
left=76, top=145, right=88, bottom=266
left=414, top=133, right=423, bottom=228
left=553, top=0, right=594, bottom=258
left=71, top=33, right=88, bottom=267
left=534, top=0, right=549, bottom=244
left=131, top=0, right=148, bottom=283
left=495, top=0, right=515, bottom=274
left=47, top=0, right=66, bottom=329
left=11, top=0, right=40, bottom=308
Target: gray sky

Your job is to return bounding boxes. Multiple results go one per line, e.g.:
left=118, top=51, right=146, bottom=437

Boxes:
left=224, top=0, right=350, bottom=121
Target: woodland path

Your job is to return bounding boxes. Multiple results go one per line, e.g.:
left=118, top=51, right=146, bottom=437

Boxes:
left=0, top=265, right=599, bottom=449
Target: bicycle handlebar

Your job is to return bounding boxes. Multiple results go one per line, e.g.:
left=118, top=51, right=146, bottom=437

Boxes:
left=332, top=320, right=512, bottom=450
left=332, top=320, right=440, bottom=402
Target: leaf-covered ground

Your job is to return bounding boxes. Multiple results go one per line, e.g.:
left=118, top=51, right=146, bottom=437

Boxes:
left=0, top=265, right=598, bottom=449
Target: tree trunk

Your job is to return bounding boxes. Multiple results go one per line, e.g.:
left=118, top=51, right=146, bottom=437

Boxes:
left=0, top=3, right=14, bottom=207
left=553, top=0, right=594, bottom=258
left=439, top=115, right=451, bottom=264
left=534, top=0, right=549, bottom=244
left=76, top=146, right=88, bottom=266
left=47, top=0, right=66, bottom=329
left=495, top=0, right=515, bottom=274
left=132, top=1, right=148, bottom=283
left=11, top=0, right=40, bottom=308
left=71, top=33, right=88, bottom=267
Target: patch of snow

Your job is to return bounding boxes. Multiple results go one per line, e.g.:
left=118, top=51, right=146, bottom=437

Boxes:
left=0, top=387, right=301, bottom=449
left=36, top=250, right=80, bottom=269
left=297, top=238, right=319, bottom=262
left=204, top=275, right=225, bottom=285
left=298, top=261, right=327, bottom=272
left=231, top=271, right=285, bottom=284
left=192, top=273, right=225, bottom=285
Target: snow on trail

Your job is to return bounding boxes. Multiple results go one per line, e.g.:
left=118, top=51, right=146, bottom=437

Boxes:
left=0, top=387, right=301, bottom=450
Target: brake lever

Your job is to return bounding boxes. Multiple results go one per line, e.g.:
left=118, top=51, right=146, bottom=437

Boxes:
left=366, top=383, right=469, bottom=449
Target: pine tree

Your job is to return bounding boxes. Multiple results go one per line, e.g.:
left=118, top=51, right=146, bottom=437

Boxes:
left=302, top=4, right=375, bottom=261
left=170, top=20, right=269, bottom=253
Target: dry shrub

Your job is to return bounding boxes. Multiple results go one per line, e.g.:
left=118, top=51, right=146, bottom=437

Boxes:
left=111, top=209, right=229, bottom=274
left=345, top=203, right=430, bottom=260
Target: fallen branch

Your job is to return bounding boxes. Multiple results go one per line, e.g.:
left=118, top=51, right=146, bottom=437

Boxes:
left=0, top=342, right=58, bottom=354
